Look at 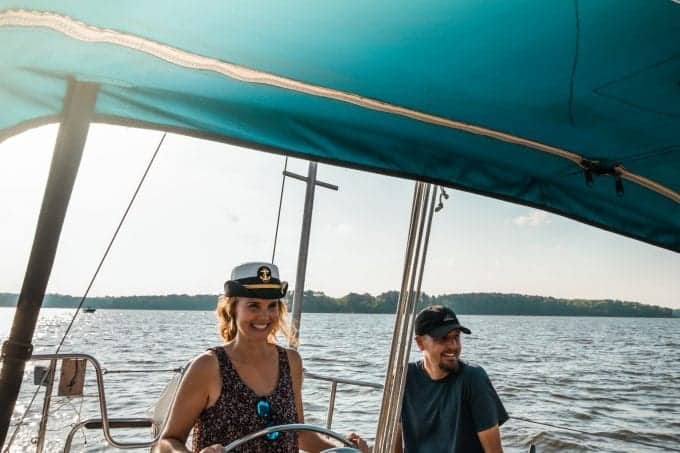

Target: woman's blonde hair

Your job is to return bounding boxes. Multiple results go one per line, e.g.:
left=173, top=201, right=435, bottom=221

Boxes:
left=216, top=295, right=297, bottom=347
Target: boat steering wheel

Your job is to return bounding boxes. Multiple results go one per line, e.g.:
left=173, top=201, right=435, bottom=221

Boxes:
left=222, top=423, right=361, bottom=452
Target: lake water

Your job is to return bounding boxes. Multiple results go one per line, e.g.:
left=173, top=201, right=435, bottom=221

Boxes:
left=1, top=308, right=679, bottom=452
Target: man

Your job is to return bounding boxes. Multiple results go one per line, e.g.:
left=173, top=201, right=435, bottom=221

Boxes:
left=398, top=305, right=508, bottom=453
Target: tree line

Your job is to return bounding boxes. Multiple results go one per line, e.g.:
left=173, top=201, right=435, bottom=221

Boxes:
left=0, top=291, right=673, bottom=317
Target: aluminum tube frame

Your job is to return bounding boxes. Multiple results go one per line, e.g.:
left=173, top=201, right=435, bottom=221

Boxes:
left=26, top=356, right=374, bottom=450
left=63, top=418, right=156, bottom=453
left=0, top=80, right=99, bottom=449
left=304, top=371, right=383, bottom=390
left=373, top=182, right=425, bottom=452
left=373, top=182, right=424, bottom=452
left=390, top=184, right=436, bottom=407
left=303, top=371, right=382, bottom=429
left=382, top=184, right=433, bottom=452
left=29, top=353, right=179, bottom=450
left=388, top=185, right=437, bottom=428
left=383, top=185, right=437, bottom=450
left=373, top=183, right=437, bottom=453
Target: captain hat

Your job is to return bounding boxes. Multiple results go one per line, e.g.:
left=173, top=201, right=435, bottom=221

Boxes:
left=224, top=262, right=288, bottom=300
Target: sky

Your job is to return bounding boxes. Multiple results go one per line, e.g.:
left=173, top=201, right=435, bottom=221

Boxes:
left=1, top=124, right=679, bottom=309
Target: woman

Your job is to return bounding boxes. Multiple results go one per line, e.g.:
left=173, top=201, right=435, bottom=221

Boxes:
left=155, top=262, right=369, bottom=453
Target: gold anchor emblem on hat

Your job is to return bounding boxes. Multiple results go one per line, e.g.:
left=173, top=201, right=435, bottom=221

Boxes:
left=258, top=266, right=271, bottom=282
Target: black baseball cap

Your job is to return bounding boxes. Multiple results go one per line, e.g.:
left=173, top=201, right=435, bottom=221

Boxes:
left=415, top=305, right=471, bottom=337
left=224, top=262, right=288, bottom=300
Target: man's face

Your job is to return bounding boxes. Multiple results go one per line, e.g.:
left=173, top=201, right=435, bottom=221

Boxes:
left=416, top=328, right=462, bottom=375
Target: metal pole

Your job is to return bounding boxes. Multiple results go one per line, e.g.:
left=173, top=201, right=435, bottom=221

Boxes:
left=382, top=186, right=437, bottom=452
left=0, top=80, right=98, bottom=449
left=290, top=161, right=318, bottom=347
left=373, top=182, right=437, bottom=453
left=374, top=182, right=423, bottom=452
left=326, top=381, right=338, bottom=429
left=35, top=360, right=56, bottom=453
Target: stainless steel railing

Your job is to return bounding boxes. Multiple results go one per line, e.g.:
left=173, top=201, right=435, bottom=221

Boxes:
left=25, top=353, right=382, bottom=451
left=28, top=353, right=179, bottom=450
left=304, top=371, right=383, bottom=429
left=63, top=418, right=156, bottom=452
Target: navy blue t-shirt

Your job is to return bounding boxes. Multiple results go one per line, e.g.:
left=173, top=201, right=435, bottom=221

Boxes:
left=401, top=360, right=508, bottom=453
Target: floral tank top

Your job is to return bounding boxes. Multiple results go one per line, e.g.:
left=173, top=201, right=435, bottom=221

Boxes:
left=192, top=345, right=299, bottom=452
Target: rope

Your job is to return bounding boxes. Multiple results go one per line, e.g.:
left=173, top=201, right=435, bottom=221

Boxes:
left=511, top=415, right=680, bottom=452
left=434, top=186, right=449, bottom=212
left=271, top=156, right=288, bottom=263
left=3, top=132, right=167, bottom=453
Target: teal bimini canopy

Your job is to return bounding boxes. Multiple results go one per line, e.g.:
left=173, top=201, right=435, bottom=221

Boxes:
left=0, top=1, right=678, bottom=251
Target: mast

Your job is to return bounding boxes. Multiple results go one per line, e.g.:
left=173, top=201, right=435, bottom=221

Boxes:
left=0, top=80, right=98, bottom=448
left=284, top=162, right=338, bottom=347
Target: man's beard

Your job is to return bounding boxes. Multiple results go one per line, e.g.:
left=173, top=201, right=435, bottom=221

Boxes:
left=439, top=357, right=459, bottom=373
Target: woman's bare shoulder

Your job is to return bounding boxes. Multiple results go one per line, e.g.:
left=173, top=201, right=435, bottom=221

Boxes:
left=185, top=349, right=221, bottom=379
left=281, top=346, right=303, bottom=370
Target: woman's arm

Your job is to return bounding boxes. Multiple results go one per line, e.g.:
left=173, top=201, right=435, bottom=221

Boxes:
left=154, top=352, right=221, bottom=453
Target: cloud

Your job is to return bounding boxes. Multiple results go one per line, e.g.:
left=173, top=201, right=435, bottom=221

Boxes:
left=512, top=209, right=551, bottom=227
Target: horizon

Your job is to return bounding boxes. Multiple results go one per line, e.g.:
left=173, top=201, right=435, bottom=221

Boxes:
left=1, top=125, right=679, bottom=309
left=0, top=289, right=668, bottom=308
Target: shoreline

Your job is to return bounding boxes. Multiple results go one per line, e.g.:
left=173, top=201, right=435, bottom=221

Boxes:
left=1, top=306, right=676, bottom=319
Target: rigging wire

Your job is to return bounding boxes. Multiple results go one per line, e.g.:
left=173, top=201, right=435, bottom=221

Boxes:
left=511, top=415, right=680, bottom=452
left=54, top=132, right=166, bottom=353
left=271, top=156, right=289, bottom=263
left=34, top=396, right=85, bottom=432
left=3, top=132, right=167, bottom=453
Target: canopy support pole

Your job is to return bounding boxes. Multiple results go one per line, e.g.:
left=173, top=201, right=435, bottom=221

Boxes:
left=0, top=80, right=98, bottom=449
left=373, top=182, right=437, bottom=453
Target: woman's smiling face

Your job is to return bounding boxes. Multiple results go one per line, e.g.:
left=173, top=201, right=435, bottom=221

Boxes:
left=233, top=297, right=280, bottom=340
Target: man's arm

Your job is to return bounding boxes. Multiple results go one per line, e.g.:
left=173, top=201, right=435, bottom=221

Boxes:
left=467, top=365, right=507, bottom=453
left=477, top=424, right=503, bottom=453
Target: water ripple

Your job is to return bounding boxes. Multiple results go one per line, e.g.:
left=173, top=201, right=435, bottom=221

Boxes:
left=2, top=310, right=679, bottom=452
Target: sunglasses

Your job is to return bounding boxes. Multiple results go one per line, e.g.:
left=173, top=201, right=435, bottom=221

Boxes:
left=255, top=398, right=281, bottom=441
